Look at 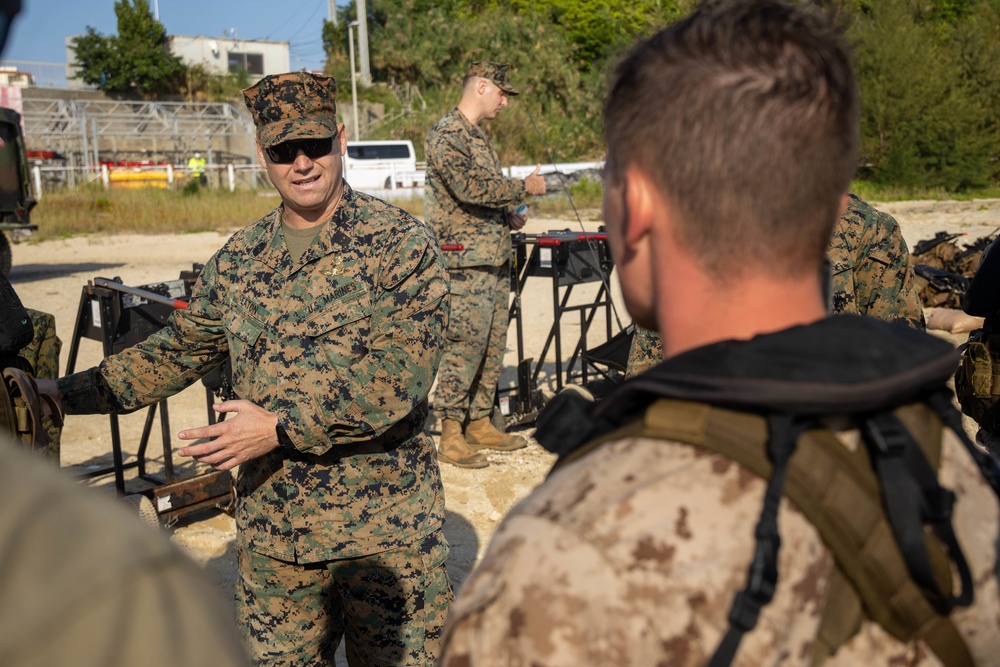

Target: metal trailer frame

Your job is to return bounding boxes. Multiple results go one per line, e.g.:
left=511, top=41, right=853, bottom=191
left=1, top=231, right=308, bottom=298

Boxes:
left=63, top=272, right=233, bottom=526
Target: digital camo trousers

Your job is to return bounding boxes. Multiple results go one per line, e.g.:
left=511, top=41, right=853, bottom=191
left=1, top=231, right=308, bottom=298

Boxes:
left=237, top=529, right=453, bottom=667
left=434, top=263, right=510, bottom=424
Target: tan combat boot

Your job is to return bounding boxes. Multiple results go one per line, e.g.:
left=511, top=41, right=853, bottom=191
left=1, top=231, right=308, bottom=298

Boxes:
left=465, top=417, right=527, bottom=452
left=437, top=419, right=489, bottom=468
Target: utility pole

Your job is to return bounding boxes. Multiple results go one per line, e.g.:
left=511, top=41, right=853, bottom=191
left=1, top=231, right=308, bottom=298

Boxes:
left=357, top=0, right=371, bottom=86
left=348, top=21, right=360, bottom=141
left=328, top=0, right=337, bottom=26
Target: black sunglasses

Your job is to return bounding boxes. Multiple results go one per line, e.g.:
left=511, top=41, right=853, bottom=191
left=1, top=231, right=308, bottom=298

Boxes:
left=265, top=137, right=336, bottom=164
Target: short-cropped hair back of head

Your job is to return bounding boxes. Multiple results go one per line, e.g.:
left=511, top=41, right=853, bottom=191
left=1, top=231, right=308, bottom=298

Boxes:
left=604, top=0, right=859, bottom=280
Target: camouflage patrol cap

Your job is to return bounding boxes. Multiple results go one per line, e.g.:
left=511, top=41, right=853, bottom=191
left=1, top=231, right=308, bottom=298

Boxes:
left=242, top=72, right=339, bottom=148
left=465, top=62, right=519, bottom=95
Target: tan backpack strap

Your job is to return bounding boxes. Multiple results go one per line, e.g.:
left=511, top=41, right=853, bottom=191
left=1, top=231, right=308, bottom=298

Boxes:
left=809, top=567, right=863, bottom=667
left=609, top=398, right=973, bottom=667
left=0, top=372, right=16, bottom=441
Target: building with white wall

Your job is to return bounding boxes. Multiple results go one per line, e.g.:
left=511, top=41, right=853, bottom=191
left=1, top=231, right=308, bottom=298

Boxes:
left=168, top=35, right=290, bottom=81
left=63, top=34, right=291, bottom=90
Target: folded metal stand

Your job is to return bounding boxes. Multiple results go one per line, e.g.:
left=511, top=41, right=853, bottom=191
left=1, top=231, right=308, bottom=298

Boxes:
left=501, top=229, right=623, bottom=425
left=64, top=269, right=233, bottom=525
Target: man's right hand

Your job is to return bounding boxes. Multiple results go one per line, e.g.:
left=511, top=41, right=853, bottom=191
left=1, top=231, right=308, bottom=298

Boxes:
left=524, top=164, right=547, bottom=196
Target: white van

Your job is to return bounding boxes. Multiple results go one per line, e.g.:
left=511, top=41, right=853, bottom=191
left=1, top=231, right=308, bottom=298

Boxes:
left=343, top=140, right=421, bottom=191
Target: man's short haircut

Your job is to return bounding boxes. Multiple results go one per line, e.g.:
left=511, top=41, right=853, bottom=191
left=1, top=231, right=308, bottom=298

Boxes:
left=604, top=0, right=859, bottom=279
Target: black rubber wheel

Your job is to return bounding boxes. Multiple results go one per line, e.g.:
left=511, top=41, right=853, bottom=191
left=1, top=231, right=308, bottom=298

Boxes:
left=123, top=493, right=161, bottom=528
left=0, top=233, right=11, bottom=277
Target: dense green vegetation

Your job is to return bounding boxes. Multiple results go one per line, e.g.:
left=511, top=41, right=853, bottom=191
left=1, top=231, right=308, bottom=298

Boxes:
left=70, top=0, right=1000, bottom=193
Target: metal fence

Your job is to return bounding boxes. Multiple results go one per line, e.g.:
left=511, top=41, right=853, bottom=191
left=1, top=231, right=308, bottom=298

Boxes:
left=19, top=97, right=257, bottom=180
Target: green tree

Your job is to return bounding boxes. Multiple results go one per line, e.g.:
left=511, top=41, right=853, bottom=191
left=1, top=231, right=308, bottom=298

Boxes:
left=360, top=0, right=603, bottom=161
left=70, top=0, right=186, bottom=96
left=848, top=0, right=993, bottom=190
left=505, top=0, right=687, bottom=64
left=946, top=0, right=1000, bottom=181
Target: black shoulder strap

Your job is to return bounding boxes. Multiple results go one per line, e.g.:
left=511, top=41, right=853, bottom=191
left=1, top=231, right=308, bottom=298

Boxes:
left=927, top=388, right=1000, bottom=500
left=862, top=409, right=972, bottom=611
left=709, top=413, right=803, bottom=667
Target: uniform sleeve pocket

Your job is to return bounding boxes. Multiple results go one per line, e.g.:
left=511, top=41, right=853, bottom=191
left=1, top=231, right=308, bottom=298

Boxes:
left=448, top=271, right=468, bottom=297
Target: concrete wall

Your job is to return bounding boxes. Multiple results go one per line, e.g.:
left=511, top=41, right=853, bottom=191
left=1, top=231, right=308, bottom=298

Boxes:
left=169, top=35, right=291, bottom=82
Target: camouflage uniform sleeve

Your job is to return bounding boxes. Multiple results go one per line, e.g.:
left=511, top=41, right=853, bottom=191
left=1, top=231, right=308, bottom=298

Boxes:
left=430, top=126, right=526, bottom=211
left=838, top=196, right=925, bottom=330
left=57, top=258, right=231, bottom=415
left=625, top=326, right=664, bottom=378
left=280, top=229, right=449, bottom=452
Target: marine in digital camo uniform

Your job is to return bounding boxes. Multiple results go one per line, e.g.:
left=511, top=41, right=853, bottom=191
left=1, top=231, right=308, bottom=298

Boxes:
left=45, top=72, right=452, bottom=667
left=425, top=61, right=547, bottom=468
left=625, top=193, right=926, bottom=376
left=441, top=2, right=1000, bottom=665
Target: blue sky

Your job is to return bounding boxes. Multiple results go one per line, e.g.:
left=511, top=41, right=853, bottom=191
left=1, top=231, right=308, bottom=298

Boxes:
left=4, top=0, right=346, bottom=72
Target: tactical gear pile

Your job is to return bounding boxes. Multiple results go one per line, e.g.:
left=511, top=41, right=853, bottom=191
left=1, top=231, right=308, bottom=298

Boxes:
left=536, top=316, right=1000, bottom=666
left=910, top=229, right=997, bottom=308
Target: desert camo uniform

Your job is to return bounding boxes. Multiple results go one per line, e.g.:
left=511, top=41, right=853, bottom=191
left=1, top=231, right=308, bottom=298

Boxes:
left=439, top=386, right=1000, bottom=666
left=0, top=440, right=250, bottom=667
left=626, top=194, right=926, bottom=376
left=55, top=183, right=453, bottom=665
left=425, top=107, right=527, bottom=424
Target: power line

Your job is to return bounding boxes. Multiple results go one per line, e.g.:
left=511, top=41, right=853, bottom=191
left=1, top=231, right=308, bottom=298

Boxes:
left=284, top=2, right=324, bottom=43
left=262, top=1, right=310, bottom=39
